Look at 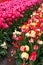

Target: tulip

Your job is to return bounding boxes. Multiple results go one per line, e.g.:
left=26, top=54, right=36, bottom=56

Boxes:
left=21, top=52, right=29, bottom=60
left=29, top=52, right=37, bottom=61
left=25, top=45, right=30, bottom=52
left=16, top=36, right=23, bottom=41
left=29, top=38, right=34, bottom=43
left=7, top=58, right=12, bottom=62
left=33, top=45, right=39, bottom=50
left=20, top=46, right=26, bottom=52
left=21, top=63, right=26, bottom=65
left=1, top=23, right=9, bottom=29
left=20, top=45, right=30, bottom=52
left=37, top=40, right=43, bottom=45
left=1, top=42, right=7, bottom=49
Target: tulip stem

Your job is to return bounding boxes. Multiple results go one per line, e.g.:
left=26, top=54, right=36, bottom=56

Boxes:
left=23, top=59, right=25, bottom=64
left=29, top=60, right=34, bottom=65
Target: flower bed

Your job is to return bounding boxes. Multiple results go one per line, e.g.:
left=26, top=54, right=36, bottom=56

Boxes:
left=0, top=0, right=43, bottom=65
left=0, top=0, right=42, bottom=29
left=12, top=3, right=43, bottom=65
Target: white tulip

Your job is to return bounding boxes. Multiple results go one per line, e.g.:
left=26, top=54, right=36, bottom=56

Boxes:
left=13, top=30, right=21, bottom=35
left=1, top=42, right=7, bottom=49
left=21, top=52, right=29, bottom=60
left=25, top=45, right=30, bottom=52
left=25, top=32, right=30, bottom=37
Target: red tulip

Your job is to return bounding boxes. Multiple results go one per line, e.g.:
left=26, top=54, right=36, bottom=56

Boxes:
left=12, top=42, right=19, bottom=49
left=24, top=22, right=28, bottom=25
left=8, top=21, right=12, bottom=26
left=29, top=52, right=37, bottom=61
left=40, top=27, right=43, bottom=31
left=7, top=58, right=12, bottom=62
left=28, top=64, right=30, bottom=65
left=21, top=63, right=26, bottom=65
left=0, top=0, right=10, bottom=2
left=16, top=36, right=23, bottom=41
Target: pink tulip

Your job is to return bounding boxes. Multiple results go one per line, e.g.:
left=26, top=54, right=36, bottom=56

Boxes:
left=33, top=45, right=39, bottom=50
left=29, top=38, right=34, bottom=43
left=0, top=0, right=42, bottom=29
left=1, top=23, right=9, bottom=29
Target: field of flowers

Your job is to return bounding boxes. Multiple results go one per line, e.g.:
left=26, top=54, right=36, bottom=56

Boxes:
left=0, top=0, right=43, bottom=65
